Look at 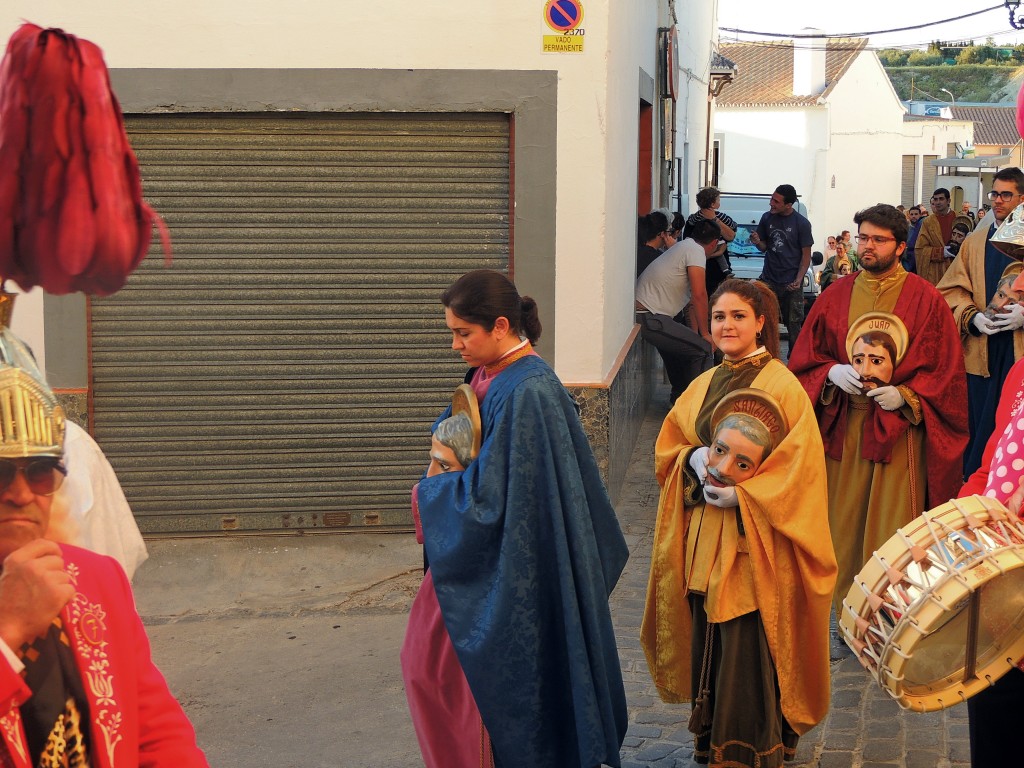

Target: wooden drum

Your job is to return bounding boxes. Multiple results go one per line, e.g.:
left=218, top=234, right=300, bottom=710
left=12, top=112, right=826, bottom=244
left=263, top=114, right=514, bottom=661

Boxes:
left=839, top=495, right=1024, bottom=712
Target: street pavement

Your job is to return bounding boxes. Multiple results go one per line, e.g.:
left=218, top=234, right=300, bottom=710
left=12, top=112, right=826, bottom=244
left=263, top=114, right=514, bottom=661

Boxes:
left=133, top=381, right=973, bottom=767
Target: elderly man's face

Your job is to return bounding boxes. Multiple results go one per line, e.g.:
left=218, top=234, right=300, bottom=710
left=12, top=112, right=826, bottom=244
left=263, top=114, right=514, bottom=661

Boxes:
left=0, top=458, right=58, bottom=561
left=427, top=436, right=464, bottom=477
left=985, top=282, right=1024, bottom=318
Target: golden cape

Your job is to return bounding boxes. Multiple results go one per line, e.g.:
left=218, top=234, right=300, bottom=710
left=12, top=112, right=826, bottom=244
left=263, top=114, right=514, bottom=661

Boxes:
left=640, top=358, right=837, bottom=735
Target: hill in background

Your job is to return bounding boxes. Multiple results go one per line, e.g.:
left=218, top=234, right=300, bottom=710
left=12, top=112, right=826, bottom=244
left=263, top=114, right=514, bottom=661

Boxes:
left=884, top=64, right=1023, bottom=104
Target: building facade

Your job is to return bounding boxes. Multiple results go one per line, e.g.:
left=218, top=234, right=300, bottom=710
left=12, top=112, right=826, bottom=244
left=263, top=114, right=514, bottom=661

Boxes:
left=3, top=1, right=721, bottom=533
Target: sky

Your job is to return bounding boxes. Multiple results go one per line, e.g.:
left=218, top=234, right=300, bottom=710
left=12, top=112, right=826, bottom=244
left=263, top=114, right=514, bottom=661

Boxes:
left=717, top=1, right=1024, bottom=50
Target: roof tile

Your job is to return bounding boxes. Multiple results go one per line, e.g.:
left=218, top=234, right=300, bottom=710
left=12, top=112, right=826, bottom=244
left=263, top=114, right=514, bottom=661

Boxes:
left=717, top=39, right=867, bottom=107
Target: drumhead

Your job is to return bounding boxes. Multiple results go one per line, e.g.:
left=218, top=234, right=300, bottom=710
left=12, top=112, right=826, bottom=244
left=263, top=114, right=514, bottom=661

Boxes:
left=840, top=495, right=1024, bottom=711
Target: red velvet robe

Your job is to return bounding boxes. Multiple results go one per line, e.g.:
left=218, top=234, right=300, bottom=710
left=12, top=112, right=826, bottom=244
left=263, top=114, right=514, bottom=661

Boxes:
left=788, top=272, right=968, bottom=507
left=0, top=545, right=207, bottom=768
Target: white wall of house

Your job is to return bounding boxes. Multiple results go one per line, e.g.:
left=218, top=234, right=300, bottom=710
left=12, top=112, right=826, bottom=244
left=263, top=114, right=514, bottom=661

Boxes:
left=902, top=120, right=976, bottom=207
left=713, top=107, right=827, bottom=240
left=675, top=2, right=718, bottom=216
left=823, top=52, right=906, bottom=237
left=4, top=0, right=715, bottom=385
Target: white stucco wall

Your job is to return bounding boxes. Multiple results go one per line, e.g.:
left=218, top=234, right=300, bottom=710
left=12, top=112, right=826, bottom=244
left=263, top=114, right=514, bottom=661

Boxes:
left=675, top=3, right=718, bottom=214
left=902, top=119, right=975, bottom=207
left=714, top=108, right=827, bottom=243
left=823, top=52, right=906, bottom=236
left=4, top=0, right=714, bottom=384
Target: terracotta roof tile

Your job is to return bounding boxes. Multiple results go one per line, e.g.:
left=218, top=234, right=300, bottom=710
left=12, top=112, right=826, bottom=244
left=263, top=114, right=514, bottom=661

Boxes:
left=717, top=39, right=867, bottom=107
left=949, top=105, right=1019, bottom=146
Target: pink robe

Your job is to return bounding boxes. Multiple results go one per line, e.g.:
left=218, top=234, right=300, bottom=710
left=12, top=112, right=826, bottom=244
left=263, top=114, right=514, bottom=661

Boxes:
left=400, top=347, right=535, bottom=768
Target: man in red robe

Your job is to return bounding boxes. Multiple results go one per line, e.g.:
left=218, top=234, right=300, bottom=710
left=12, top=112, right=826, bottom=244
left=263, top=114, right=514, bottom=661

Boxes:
left=0, top=325, right=207, bottom=768
left=788, top=203, right=968, bottom=614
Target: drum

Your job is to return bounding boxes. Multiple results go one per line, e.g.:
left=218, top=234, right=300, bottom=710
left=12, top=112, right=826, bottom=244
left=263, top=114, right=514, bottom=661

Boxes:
left=840, top=495, right=1024, bottom=712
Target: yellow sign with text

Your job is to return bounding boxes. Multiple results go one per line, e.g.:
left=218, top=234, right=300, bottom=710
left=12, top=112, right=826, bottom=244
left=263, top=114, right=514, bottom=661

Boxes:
left=542, top=34, right=584, bottom=53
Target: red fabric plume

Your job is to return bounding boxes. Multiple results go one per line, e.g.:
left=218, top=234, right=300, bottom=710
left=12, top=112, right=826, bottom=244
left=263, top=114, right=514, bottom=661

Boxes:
left=0, top=23, right=170, bottom=296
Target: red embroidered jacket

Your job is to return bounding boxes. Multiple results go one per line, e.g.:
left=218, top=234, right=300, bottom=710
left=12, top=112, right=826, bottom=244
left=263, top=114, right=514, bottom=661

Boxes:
left=0, top=544, right=208, bottom=767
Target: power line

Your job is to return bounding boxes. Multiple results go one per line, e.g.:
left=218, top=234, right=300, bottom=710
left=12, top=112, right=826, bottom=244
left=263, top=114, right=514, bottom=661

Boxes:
left=720, top=5, right=1004, bottom=39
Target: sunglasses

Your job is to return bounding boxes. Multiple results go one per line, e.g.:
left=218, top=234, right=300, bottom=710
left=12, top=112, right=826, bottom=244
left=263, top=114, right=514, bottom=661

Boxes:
left=0, top=458, right=67, bottom=496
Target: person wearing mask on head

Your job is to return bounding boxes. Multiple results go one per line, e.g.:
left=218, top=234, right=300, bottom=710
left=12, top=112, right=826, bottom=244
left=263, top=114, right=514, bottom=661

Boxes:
left=789, top=204, right=968, bottom=620
left=404, top=270, right=629, bottom=768
left=748, top=184, right=813, bottom=350
left=915, top=188, right=957, bottom=286
left=642, top=278, right=836, bottom=768
left=937, top=166, right=1024, bottom=476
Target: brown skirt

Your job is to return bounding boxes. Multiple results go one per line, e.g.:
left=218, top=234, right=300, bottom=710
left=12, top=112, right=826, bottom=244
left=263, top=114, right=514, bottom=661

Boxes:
left=689, top=594, right=799, bottom=767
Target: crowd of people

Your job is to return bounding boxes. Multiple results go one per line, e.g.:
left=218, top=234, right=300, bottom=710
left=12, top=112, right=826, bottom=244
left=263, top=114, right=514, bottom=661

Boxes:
left=9, top=174, right=1024, bottom=768
left=625, top=174, right=1024, bottom=767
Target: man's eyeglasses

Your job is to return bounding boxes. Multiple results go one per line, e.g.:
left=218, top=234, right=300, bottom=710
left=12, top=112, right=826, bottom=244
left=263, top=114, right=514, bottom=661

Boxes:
left=0, top=458, right=66, bottom=496
left=854, top=234, right=897, bottom=246
left=988, top=190, right=1019, bottom=201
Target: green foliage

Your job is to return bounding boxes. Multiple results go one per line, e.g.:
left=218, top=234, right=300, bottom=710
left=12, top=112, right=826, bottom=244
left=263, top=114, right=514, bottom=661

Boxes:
left=878, top=49, right=909, bottom=67
left=885, top=64, right=1021, bottom=103
left=906, top=50, right=943, bottom=66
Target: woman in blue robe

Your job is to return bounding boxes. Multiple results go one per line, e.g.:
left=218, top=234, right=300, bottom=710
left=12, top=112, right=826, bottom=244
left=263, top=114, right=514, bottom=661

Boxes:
left=404, top=269, right=629, bottom=768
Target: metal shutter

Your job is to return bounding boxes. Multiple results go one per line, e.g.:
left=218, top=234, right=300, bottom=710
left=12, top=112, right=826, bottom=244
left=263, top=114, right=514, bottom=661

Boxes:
left=90, top=113, right=510, bottom=534
left=922, top=155, right=939, bottom=202
left=901, top=155, right=917, bottom=208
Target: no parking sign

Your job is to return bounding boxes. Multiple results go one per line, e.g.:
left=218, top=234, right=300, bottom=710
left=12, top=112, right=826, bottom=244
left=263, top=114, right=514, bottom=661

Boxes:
left=542, top=0, right=585, bottom=53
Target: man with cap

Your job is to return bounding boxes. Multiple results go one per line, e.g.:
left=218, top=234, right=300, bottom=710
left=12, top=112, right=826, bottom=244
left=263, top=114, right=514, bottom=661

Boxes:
left=789, top=203, right=968, bottom=616
left=937, top=166, right=1024, bottom=477
left=0, top=324, right=207, bottom=767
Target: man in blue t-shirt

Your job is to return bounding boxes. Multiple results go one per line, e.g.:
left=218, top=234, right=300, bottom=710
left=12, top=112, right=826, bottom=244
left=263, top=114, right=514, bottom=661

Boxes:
left=750, top=184, right=814, bottom=350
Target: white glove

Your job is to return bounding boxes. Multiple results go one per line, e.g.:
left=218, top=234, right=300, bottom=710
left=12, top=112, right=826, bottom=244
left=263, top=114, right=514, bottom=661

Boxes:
left=827, top=364, right=862, bottom=395
left=973, top=312, right=1000, bottom=336
left=703, top=483, right=738, bottom=507
left=990, top=302, right=1024, bottom=332
left=688, top=446, right=709, bottom=482
left=866, top=385, right=905, bottom=411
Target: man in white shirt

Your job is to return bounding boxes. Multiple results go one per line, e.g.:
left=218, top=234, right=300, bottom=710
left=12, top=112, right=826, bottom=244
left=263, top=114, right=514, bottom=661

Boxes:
left=636, top=218, right=720, bottom=402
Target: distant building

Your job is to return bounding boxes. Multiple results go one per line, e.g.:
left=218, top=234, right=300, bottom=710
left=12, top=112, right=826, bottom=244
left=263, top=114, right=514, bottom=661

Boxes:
left=713, top=39, right=973, bottom=242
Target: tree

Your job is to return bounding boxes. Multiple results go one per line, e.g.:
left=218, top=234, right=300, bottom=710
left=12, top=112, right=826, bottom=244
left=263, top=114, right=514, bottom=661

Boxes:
left=878, top=49, right=910, bottom=67
left=907, top=50, right=943, bottom=66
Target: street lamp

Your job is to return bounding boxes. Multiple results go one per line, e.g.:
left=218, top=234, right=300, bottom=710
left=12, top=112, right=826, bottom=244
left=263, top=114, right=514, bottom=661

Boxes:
left=1007, top=1, right=1024, bottom=30
left=940, top=88, right=955, bottom=106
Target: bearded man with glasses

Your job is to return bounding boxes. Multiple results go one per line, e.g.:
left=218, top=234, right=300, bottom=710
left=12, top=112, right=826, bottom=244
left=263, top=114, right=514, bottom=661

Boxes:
left=937, top=166, right=1024, bottom=477
left=789, top=203, right=967, bottom=618
left=0, top=323, right=208, bottom=767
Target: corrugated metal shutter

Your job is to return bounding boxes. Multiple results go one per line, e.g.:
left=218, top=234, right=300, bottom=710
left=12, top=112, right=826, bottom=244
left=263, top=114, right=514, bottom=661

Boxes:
left=901, top=155, right=917, bottom=208
left=90, top=113, right=510, bottom=534
left=922, top=155, right=939, bottom=201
